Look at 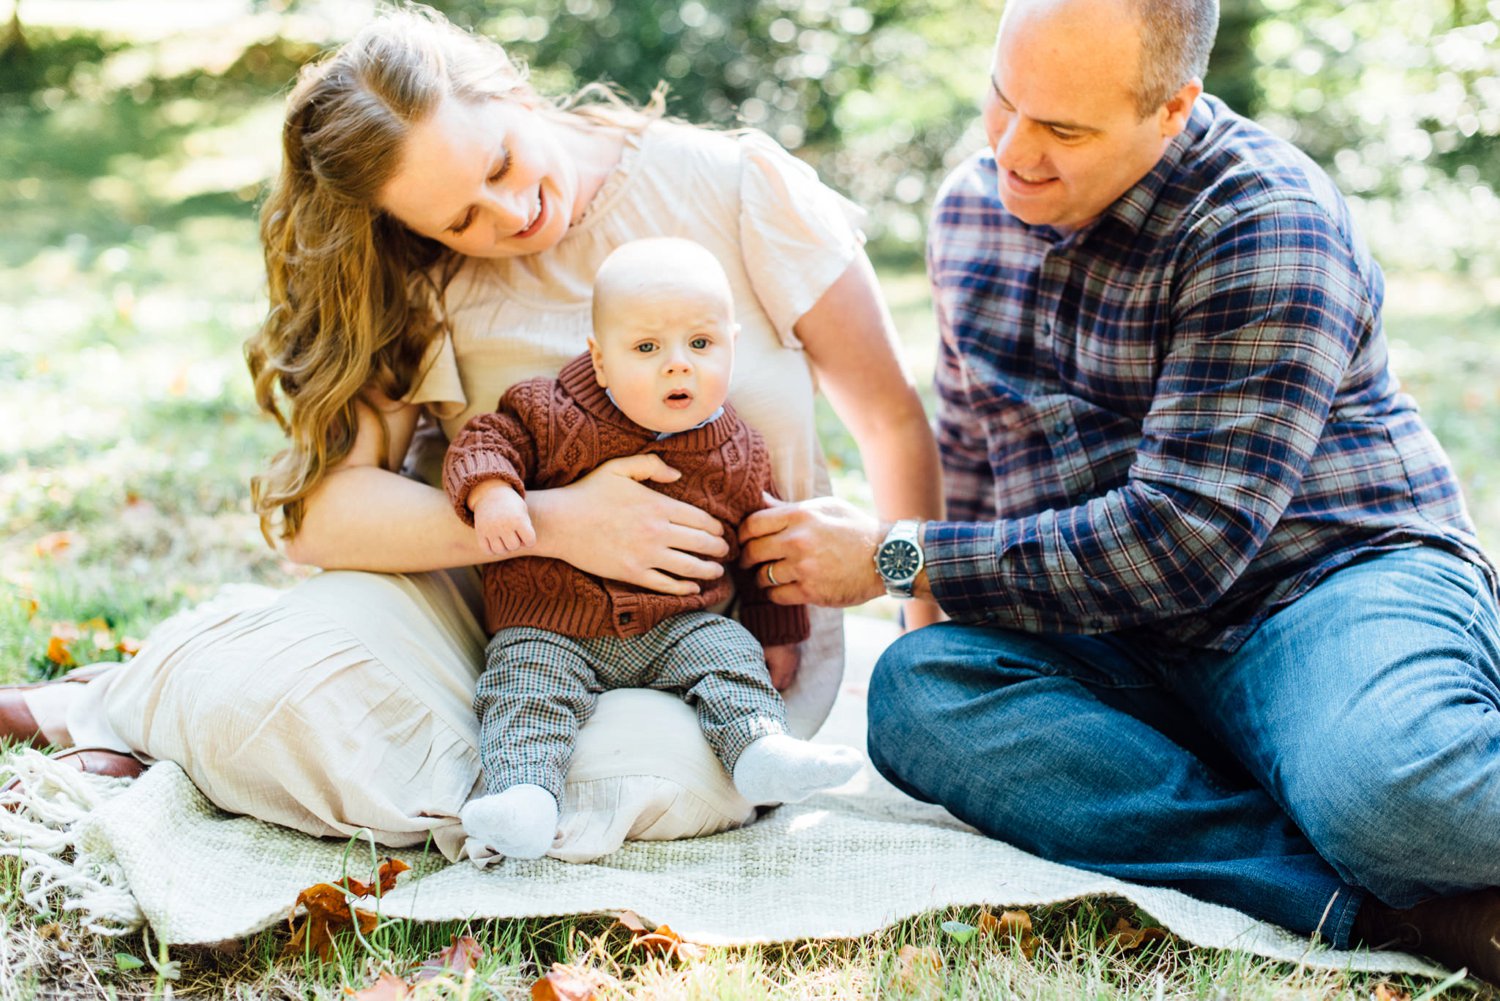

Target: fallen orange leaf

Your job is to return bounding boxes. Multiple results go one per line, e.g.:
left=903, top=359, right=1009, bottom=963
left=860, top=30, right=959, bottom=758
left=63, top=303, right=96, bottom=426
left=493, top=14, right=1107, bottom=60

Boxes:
left=349, top=970, right=410, bottom=1000
left=284, top=883, right=378, bottom=961
left=413, top=934, right=483, bottom=983
left=1373, top=985, right=1410, bottom=1001
left=1105, top=917, right=1168, bottom=952
left=612, top=911, right=705, bottom=961
left=976, top=909, right=1042, bottom=957
left=530, top=965, right=599, bottom=1001
left=895, top=944, right=944, bottom=994
left=341, top=857, right=410, bottom=898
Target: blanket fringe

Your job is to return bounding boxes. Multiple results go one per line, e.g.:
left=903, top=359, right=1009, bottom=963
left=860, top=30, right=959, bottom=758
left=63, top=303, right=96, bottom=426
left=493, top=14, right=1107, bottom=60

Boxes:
left=0, top=749, right=143, bottom=935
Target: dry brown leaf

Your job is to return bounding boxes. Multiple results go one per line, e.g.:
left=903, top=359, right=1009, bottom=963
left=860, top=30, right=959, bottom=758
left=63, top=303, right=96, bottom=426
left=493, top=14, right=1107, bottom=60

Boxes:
left=612, top=911, right=705, bottom=961
left=531, top=965, right=599, bottom=1001
left=977, top=909, right=1032, bottom=938
left=1373, top=985, right=1410, bottom=1001
left=284, top=882, right=379, bottom=961
left=1105, top=917, right=1168, bottom=952
left=342, top=857, right=411, bottom=898
left=615, top=910, right=649, bottom=935
left=413, top=934, right=483, bottom=983
left=348, top=971, right=411, bottom=1000
left=895, top=944, right=944, bottom=993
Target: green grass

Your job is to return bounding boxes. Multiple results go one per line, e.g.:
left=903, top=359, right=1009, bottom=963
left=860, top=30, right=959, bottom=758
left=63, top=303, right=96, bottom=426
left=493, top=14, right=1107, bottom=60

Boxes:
left=4, top=23, right=1500, bottom=1001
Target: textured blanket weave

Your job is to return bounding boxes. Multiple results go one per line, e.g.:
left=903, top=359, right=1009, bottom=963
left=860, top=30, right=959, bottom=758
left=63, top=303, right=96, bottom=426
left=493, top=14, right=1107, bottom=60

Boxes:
left=1, top=618, right=1446, bottom=977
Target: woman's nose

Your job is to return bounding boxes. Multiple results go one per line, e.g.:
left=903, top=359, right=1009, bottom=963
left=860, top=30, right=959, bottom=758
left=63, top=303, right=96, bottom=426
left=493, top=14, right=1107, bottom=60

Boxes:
left=481, top=186, right=531, bottom=231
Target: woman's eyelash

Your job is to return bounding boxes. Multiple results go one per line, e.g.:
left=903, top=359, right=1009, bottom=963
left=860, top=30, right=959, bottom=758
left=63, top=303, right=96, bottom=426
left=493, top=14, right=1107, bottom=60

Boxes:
left=489, top=149, right=512, bottom=182
left=449, top=152, right=514, bottom=235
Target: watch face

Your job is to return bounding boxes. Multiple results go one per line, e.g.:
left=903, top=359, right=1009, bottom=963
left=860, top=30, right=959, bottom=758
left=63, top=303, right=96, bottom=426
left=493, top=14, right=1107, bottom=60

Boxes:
left=878, top=539, right=921, bottom=581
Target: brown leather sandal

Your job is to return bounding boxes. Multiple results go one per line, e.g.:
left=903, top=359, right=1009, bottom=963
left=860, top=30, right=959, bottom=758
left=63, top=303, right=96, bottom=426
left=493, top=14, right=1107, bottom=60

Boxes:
left=2, top=747, right=145, bottom=810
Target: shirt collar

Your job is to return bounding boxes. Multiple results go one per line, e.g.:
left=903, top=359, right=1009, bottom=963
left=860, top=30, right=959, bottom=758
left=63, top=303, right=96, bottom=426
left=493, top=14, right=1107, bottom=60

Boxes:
left=604, top=388, right=725, bottom=439
left=1098, top=95, right=1214, bottom=237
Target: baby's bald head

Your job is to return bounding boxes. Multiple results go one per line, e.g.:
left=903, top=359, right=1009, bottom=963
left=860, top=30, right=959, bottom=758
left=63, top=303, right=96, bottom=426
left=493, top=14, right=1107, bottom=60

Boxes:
left=591, top=238, right=735, bottom=337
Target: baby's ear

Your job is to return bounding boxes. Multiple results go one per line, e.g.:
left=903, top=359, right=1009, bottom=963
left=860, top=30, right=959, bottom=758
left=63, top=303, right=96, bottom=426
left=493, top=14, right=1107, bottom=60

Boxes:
left=587, top=337, right=608, bottom=387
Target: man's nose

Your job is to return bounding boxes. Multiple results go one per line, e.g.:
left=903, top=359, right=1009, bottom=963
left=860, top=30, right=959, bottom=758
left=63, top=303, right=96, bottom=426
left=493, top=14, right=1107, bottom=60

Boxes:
left=993, top=117, right=1040, bottom=171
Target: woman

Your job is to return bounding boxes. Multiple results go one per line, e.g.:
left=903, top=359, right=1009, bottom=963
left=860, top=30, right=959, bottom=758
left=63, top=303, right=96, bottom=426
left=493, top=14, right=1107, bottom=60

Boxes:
left=3, top=5, right=940, bottom=861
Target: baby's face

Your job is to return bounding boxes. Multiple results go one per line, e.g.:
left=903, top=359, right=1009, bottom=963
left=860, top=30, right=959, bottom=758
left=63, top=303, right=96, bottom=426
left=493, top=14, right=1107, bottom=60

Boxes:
left=590, top=282, right=736, bottom=435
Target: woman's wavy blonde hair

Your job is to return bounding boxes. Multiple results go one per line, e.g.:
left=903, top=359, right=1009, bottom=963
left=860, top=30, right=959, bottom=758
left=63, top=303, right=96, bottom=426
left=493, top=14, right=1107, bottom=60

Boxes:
left=247, top=3, right=664, bottom=542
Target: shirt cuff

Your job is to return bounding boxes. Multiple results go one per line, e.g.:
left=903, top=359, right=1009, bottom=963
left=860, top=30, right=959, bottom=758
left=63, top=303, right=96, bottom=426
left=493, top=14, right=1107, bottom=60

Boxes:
left=922, top=520, right=1008, bottom=623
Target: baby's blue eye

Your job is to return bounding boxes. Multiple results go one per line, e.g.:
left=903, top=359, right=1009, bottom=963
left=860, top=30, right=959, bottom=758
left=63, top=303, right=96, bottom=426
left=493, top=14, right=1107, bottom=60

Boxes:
left=690, top=337, right=710, bottom=349
left=635, top=343, right=656, bottom=353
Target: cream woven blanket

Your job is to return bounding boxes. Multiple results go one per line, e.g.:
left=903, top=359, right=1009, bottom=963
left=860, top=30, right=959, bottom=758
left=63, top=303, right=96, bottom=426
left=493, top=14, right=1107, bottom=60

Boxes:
left=0, top=619, right=1444, bottom=977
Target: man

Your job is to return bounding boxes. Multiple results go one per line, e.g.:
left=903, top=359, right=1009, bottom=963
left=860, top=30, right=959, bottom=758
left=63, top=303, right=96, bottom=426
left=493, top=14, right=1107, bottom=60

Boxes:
left=740, top=0, right=1500, bottom=980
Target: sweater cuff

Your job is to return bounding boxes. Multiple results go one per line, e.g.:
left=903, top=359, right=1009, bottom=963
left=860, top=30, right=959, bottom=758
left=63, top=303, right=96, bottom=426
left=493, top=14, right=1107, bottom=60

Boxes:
left=442, top=453, right=526, bottom=527
left=741, top=602, right=810, bottom=647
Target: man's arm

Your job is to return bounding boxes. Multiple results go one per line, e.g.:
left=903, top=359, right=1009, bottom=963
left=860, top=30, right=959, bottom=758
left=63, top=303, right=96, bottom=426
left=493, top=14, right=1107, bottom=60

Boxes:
left=744, top=198, right=1373, bottom=632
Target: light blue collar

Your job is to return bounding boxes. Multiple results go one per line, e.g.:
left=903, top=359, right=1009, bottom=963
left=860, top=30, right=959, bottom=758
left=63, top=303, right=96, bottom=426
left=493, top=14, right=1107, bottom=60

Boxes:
left=605, top=388, right=725, bottom=439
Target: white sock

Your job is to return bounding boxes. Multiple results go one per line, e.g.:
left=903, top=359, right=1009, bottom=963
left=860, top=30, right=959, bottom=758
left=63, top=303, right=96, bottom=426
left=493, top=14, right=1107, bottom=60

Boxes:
left=459, top=784, right=559, bottom=860
left=731, top=733, right=863, bottom=806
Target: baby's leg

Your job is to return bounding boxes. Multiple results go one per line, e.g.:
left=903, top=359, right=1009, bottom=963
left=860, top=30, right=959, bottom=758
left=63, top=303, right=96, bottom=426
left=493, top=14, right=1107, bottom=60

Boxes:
left=648, top=612, right=861, bottom=805
left=465, top=628, right=601, bottom=859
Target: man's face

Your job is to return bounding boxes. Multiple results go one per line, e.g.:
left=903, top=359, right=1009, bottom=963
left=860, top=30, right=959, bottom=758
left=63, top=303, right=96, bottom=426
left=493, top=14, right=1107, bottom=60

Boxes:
left=981, top=0, right=1196, bottom=232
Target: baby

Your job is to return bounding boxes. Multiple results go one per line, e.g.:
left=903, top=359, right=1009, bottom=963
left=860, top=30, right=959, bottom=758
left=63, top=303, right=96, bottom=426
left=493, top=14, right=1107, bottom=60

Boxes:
left=443, top=237, right=862, bottom=860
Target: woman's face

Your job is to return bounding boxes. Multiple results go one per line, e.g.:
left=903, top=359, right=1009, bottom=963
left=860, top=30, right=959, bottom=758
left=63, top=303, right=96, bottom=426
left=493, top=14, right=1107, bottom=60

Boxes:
left=378, top=95, right=581, bottom=259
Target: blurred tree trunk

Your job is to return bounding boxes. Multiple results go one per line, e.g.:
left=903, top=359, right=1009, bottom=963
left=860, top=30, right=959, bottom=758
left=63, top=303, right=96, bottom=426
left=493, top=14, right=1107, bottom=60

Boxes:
left=2, top=0, right=28, bottom=61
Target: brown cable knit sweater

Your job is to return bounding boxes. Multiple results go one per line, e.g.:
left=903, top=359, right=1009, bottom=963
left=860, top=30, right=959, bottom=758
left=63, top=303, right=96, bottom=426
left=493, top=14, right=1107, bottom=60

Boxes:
left=443, top=351, right=810, bottom=647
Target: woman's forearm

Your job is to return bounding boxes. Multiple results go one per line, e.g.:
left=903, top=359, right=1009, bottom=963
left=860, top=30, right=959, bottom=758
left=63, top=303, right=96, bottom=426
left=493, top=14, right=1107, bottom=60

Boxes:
left=285, top=466, right=491, bottom=571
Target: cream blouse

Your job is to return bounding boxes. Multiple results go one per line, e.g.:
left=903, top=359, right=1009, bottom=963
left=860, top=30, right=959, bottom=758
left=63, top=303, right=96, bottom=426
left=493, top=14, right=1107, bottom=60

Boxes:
left=405, top=119, right=867, bottom=736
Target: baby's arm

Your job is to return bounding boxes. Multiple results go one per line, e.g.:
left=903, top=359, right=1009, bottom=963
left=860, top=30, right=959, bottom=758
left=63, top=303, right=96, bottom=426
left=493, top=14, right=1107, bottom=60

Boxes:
left=469, top=480, right=536, bottom=554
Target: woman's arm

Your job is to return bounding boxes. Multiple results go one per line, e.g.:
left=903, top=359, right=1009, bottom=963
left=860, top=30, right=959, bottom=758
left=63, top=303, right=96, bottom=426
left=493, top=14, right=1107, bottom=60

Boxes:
left=285, top=391, right=727, bottom=593
left=787, top=250, right=946, bottom=628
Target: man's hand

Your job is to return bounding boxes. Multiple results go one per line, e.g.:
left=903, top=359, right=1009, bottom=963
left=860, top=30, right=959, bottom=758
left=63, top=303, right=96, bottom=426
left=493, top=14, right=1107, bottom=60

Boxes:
left=763, top=643, right=801, bottom=691
left=739, top=496, right=886, bottom=607
left=470, top=481, right=536, bottom=555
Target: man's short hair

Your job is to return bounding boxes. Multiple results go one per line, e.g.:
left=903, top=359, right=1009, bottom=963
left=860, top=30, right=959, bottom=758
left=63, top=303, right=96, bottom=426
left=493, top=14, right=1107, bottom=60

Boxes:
left=1130, top=0, right=1219, bottom=116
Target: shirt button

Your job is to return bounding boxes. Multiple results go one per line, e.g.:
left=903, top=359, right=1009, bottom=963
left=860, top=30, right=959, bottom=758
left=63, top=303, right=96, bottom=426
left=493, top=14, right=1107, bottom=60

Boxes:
left=1054, top=420, right=1070, bottom=436
left=618, top=613, right=632, bottom=624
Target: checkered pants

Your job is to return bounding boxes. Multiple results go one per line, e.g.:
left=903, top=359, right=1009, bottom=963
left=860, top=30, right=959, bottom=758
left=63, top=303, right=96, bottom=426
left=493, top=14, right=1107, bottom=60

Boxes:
left=475, top=610, right=789, bottom=800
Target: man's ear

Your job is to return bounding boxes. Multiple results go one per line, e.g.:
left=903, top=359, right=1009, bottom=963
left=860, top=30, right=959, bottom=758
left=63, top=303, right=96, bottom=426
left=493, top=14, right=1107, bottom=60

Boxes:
left=1159, top=78, right=1203, bottom=139
left=587, top=337, right=608, bottom=387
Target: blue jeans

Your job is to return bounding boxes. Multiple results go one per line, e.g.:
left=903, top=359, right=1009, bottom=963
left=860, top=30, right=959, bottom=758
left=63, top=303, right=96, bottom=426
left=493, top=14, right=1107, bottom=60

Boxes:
left=868, top=547, right=1500, bottom=948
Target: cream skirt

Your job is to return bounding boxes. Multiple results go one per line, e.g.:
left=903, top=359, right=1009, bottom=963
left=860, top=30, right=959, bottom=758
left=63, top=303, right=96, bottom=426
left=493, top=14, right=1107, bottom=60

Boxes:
left=59, top=569, right=825, bottom=862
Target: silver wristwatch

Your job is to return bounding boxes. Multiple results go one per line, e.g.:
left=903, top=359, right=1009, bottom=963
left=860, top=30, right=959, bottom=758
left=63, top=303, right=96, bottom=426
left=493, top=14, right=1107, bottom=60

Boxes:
left=874, top=519, right=924, bottom=599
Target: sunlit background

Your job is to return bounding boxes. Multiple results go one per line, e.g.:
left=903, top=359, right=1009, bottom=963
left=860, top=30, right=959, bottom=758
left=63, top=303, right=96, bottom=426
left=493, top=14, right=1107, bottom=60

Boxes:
left=2, top=0, right=1498, bottom=648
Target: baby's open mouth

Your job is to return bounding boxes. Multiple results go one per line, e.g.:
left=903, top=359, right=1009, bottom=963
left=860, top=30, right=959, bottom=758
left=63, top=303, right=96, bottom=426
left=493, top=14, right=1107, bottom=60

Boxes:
left=664, top=390, right=693, bottom=409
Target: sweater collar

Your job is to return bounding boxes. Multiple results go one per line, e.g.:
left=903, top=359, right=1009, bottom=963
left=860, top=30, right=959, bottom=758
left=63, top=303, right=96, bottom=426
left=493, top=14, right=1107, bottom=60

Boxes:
left=556, top=352, right=738, bottom=449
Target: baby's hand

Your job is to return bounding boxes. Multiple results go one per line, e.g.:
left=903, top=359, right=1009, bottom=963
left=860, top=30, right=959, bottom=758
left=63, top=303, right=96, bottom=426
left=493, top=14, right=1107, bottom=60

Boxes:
left=470, top=481, right=536, bottom=554
left=763, top=643, right=801, bottom=692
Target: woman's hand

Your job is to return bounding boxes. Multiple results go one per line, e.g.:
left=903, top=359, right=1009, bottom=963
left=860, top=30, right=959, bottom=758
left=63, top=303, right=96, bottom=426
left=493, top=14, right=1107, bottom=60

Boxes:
left=528, top=454, right=728, bottom=595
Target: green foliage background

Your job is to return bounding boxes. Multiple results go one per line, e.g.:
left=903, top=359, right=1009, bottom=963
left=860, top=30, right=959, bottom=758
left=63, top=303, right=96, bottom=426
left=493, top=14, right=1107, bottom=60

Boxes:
left=0, top=0, right=1497, bottom=647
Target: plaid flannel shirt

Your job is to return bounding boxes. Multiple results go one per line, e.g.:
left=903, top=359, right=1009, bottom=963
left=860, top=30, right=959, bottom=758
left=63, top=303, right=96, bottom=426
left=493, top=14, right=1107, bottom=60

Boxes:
left=925, top=95, right=1493, bottom=651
